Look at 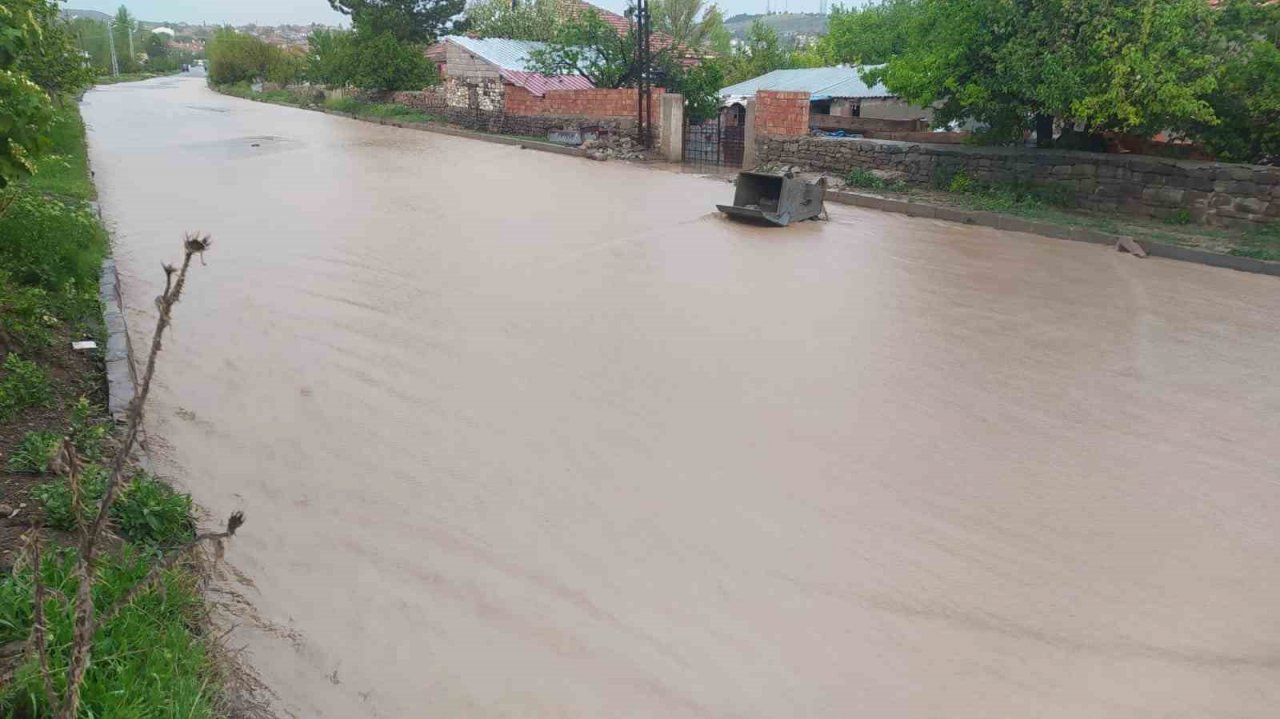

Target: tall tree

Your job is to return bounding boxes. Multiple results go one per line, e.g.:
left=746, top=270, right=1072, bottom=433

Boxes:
left=113, top=5, right=139, bottom=72
left=651, top=0, right=723, bottom=51
left=856, top=0, right=1219, bottom=144
left=722, top=19, right=789, bottom=85
left=1190, top=0, right=1280, bottom=163
left=327, top=0, right=465, bottom=43
left=464, top=0, right=561, bottom=41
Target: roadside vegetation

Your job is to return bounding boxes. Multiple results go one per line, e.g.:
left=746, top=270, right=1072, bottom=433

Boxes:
left=0, top=2, right=240, bottom=716
left=840, top=166, right=1280, bottom=261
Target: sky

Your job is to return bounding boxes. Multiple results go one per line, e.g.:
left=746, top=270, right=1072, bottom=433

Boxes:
left=65, top=0, right=841, bottom=26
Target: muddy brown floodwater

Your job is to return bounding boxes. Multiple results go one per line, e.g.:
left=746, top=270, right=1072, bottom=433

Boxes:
left=82, top=75, right=1280, bottom=719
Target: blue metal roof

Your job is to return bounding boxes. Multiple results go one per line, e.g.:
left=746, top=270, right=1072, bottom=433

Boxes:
left=443, top=36, right=547, bottom=72
left=719, top=66, right=892, bottom=100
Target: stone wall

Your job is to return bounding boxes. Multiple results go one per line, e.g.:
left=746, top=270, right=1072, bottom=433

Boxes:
left=756, top=90, right=809, bottom=138
left=390, top=89, right=447, bottom=112
left=758, top=136, right=1280, bottom=227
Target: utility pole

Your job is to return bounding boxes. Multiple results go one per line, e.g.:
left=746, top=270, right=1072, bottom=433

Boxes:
left=126, top=21, right=135, bottom=64
left=107, top=20, right=120, bottom=77
left=635, top=0, right=651, bottom=149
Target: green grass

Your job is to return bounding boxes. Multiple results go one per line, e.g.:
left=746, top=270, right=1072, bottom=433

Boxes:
left=0, top=354, right=55, bottom=422
left=845, top=167, right=909, bottom=193
left=0, top=547, right=218, bottom=719
left=26, top=105, right=96, bottom=201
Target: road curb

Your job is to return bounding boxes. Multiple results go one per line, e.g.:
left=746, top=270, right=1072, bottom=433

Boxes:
left=89, top=200, right=138, bottom=423
left=825, top=190, right=1280, bottom=277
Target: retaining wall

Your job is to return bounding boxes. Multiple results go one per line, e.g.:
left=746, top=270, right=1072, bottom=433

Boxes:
left=757, top=136, right=1280, bottom=227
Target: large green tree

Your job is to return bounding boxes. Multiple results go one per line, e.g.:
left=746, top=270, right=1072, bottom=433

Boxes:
left=851, top=0, right=1219, bottom=145
left=327, top=0, right=465, bottom=43
left=527, top=7, right=661, bottom=88
left=1191, top=0, right=1280, bottom=163
left=464, top=0, right=561, bottom=41
left=722, top=19, right=790, bottom=85
left=651, top=0, right=724, bottom=51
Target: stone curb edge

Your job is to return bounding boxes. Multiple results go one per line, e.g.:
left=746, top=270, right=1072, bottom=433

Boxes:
left=826, top=190, right=1280, bottom=277
left=90, top=202, right=138, bottom=424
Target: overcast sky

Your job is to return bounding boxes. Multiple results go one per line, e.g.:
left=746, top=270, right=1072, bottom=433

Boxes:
left=66, top=0, right=838, bottom=26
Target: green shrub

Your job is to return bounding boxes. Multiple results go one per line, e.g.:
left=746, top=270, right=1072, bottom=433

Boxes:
left=32, top=464, right=106, bottom=530
left=70, top=396, right=111, bottom=460
left=112, top=472, right=195, bottom=548
left=0, top=190, right=108, bottom=293
left=1167, top=208, right=1193, bottom=226
left=0, top=546, right=218, bottom=718
left=0, top=352, right=55, bottom=421
left=947, top=171, right=974, bottom=193
left=846, top=167, right=887, bottom=190
left=7, top=430, right=62, bottom=473
left=35, top=469, right=195, bottom=547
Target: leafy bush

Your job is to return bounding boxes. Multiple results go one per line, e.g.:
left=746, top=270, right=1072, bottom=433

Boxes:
left=207, top=27, right=292, bottom=85
left=0, top=352, right=55, bottom=421
left=7, top=430, right=62, bottom=473
left=112, top=473, right=196, bottom=548
left=0, top=190, right=108, bottom=292
left=35, top=469, right=195, bottom=547
left=0, top=546, right=218, bottom=718
left=947, top=171, right=974, bottom=194
left=344, top=31, right=438, bottom=92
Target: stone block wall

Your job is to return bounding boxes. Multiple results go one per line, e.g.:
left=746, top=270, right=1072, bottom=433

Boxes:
left=756, top=90, right=810, bottom=138
left=390, top=89, right=448, bottom=111
left=757, top=136, right=1280, bottom=227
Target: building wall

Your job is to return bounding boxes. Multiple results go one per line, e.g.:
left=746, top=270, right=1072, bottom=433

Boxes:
left=756, top=135, right=1280, bottom=227
left=505, top=86, right=664, bottom=124
left=756, top=90, right=809, bottom=137
left=860, top=98, right=933, bottom=122
left=443, top=43, right=500, bottom=79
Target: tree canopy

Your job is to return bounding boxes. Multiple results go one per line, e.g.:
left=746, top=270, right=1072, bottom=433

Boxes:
left=327, top=0, right=465, bottom=43
left=464, top=0, right=562, bottom=41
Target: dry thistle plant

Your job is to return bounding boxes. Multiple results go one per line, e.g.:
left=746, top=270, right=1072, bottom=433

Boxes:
left=22, top=233, right=245, bottom=719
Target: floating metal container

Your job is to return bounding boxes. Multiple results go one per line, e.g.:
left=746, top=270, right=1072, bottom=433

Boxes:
left=717, top=172, right=827, bottom=226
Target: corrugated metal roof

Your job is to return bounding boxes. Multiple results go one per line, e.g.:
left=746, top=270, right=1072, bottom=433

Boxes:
left=719, top=67, right=893, bottom=100
left=442, top=36, right=546, bottom=72
left=499, top=69, right=595, bottom=96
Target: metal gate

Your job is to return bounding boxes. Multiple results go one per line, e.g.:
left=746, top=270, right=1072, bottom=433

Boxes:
left=683, top=115, right=744, bottom=170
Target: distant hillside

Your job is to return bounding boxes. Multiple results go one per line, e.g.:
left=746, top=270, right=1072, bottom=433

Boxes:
left=723, top=12, right=828, bottom=40
left=62, top=8, right=112, bottom=22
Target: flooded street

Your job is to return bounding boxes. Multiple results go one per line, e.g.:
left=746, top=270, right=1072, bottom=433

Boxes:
left=83, top=75, right=1280, bottom=718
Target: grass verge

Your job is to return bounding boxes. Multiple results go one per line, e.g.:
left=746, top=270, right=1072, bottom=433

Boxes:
left=841, top=166, right=1280, bottom=262
left=0, top=102, right=224, bottom=717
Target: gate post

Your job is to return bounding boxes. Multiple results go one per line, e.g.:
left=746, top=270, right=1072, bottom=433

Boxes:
left=658, top=93, right=683, bottom=163
left=742, top=98, right=758, bottom=169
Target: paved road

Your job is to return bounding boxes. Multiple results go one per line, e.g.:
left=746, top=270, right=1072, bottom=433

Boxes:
left=83, top=75, right=1280, bottom=719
